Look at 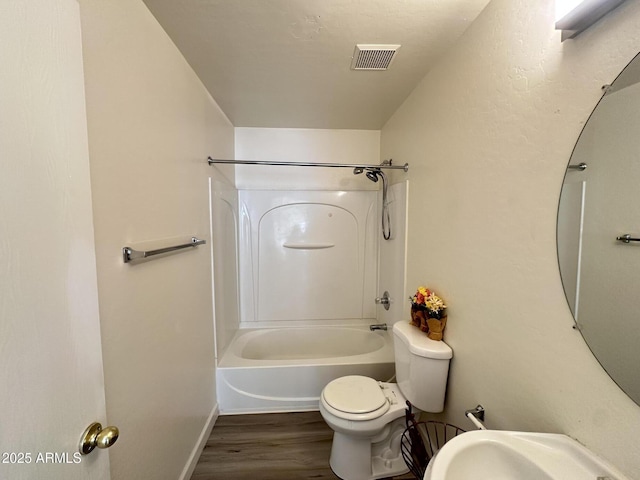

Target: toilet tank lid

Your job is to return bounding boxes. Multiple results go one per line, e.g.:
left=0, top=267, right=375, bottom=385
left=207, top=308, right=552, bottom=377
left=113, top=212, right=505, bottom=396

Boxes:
left=393, top=321, right=453, bottom=359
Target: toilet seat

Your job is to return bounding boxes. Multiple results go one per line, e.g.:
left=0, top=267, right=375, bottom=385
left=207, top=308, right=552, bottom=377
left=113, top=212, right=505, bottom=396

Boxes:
left=321, top=375, right=390, bottom=421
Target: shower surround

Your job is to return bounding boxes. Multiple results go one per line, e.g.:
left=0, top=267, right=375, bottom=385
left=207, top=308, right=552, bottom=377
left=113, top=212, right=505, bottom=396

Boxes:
left=211, top=173, right=408, bottom=414
left=238, top=190, right=378, bottom=326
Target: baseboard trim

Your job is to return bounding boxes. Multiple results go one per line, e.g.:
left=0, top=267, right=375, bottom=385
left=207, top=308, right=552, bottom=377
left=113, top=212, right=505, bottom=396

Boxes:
left=179, top=403, right=219, bottom=480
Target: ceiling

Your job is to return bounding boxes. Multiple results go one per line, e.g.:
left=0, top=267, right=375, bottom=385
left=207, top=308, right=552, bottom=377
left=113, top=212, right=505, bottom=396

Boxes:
left=143, top=0, right=491, bottom=130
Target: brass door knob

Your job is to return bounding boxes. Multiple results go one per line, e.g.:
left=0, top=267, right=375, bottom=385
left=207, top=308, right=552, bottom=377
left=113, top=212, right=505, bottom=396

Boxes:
left=79, top=422, right=119, bottom=455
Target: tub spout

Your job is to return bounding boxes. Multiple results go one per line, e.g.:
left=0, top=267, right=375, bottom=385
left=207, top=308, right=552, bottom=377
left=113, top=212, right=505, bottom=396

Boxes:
left=369, top=323, right=388, bottom=331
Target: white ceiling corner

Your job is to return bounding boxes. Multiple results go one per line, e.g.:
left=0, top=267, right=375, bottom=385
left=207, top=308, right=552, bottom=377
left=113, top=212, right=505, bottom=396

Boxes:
left=142, top=0, right=491, bottom=130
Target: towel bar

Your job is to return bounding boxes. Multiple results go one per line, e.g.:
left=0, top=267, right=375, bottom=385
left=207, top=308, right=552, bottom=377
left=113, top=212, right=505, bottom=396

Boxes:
left=123, top=237, right=206, bottom=263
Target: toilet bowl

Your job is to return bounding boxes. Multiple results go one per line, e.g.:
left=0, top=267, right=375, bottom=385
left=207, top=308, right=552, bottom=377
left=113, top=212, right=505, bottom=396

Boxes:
left=319, top=321, right=453, bottom=480
left=320, top=377, right=410, bottom=480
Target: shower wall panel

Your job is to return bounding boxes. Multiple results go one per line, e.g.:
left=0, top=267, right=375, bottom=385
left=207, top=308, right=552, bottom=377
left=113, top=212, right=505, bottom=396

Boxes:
left=238, top=190, right=378, bottom=326
left=377, top=181, right=409, bottom=326
left=211, top=174, right=241, bottom=358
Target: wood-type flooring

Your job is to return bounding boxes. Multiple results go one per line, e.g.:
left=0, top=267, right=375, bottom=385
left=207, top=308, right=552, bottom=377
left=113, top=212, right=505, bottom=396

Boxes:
left=190, top=411, right=415, bottom=480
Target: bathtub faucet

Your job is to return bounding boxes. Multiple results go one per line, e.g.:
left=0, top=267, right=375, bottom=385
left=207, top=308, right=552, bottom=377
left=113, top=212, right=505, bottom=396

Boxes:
left=369, top=323, right=388, bottom=331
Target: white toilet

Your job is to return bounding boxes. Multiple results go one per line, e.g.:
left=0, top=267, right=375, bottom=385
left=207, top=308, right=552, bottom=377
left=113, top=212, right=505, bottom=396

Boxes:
left=319, top=321, right=453, bottom=480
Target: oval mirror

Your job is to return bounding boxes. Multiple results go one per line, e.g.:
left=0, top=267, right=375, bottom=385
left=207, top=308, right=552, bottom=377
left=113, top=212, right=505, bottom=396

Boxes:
left=557, top=52, right=640, bottom=406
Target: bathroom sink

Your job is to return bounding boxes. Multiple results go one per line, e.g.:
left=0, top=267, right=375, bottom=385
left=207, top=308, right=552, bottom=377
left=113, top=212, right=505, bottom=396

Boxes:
left=424, top=430, right=629, bottom=480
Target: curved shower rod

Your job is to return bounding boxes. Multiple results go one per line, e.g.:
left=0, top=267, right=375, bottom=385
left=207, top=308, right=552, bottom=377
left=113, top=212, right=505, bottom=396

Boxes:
left=206, top=157, right=409, bottom=172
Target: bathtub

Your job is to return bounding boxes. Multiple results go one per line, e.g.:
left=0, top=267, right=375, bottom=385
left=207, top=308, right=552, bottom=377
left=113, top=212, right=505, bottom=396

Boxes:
left=216, top=325, right=395, bottom=415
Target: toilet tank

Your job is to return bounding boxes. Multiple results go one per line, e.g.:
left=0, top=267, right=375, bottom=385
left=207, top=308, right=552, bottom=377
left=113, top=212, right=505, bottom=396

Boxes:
left=392, top=321, right=453, bottom=412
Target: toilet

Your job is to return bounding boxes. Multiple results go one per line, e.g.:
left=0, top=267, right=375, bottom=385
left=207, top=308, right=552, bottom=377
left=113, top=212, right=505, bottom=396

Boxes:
left=319, top=321, right=453, bottom=480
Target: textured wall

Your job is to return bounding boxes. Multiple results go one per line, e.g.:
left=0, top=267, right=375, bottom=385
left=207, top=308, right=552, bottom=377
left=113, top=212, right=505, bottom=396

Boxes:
left=381, top=0, right=640, bottom=476
left=79, top=1, right=234, bottom=479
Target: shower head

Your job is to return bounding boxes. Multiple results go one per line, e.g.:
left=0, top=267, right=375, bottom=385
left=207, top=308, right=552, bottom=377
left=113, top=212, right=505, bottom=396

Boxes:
left=354, top=167, right=386, bottom=184
left=366, top=170, right=380, bottom=182
left=354, top=166, right=391, bottom=239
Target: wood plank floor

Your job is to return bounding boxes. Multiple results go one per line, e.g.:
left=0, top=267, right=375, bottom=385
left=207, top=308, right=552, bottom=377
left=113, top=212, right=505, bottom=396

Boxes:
left=190, top=411, right=416, bottom=480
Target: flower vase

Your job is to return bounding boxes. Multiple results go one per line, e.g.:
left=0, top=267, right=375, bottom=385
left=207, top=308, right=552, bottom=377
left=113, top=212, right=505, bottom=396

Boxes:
left=426, top=316, right=447, bottom=341
left=410, top=306, right=425, bottom=328
left=410, top=306, right=430, bottom=333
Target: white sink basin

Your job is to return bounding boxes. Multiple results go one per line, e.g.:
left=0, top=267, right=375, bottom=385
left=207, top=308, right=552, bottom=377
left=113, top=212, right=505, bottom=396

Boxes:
left=424, top=430, right=629, bottom=480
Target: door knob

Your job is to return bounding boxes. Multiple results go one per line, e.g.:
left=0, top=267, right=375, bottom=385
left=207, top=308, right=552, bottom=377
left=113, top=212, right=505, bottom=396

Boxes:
left=79, top=422, right=119, bottom=455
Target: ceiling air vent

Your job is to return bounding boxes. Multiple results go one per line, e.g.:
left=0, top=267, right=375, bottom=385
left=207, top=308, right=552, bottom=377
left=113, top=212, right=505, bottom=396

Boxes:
left=350, top=44, right=401, bottom=71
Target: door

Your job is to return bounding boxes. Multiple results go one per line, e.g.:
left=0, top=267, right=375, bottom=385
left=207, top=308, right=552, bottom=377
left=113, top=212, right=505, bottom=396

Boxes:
left=0, top=1, right=111, bottom=479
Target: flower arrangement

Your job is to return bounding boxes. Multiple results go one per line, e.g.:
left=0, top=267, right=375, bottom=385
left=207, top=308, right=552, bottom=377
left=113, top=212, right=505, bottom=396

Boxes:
left=409, top=286, right=448, bottom=340
left=410, top=286, right=446, bottom=319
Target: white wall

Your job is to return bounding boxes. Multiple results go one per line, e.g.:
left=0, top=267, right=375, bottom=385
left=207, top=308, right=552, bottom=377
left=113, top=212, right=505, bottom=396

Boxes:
left=381, top=0, right=640, bottom=476
left=79, top=1, right=234, bottom=479
left=235, top=128, right=381, bottom=190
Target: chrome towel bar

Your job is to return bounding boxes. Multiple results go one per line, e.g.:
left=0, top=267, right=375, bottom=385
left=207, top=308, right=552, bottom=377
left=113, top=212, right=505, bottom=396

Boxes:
left=123, top=237, right=206, bottom=263
left=616, top=234, right=640, bottom=244
left=465, top=405, right=487, bottom=430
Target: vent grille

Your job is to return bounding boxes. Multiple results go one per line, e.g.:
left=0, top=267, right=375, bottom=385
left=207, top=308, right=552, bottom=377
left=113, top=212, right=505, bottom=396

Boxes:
left=351, top=44, right=401, bottom=70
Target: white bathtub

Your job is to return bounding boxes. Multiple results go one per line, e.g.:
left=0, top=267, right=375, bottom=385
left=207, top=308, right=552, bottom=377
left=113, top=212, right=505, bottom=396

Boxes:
left=216, top=326, right=395, bottom=414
